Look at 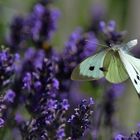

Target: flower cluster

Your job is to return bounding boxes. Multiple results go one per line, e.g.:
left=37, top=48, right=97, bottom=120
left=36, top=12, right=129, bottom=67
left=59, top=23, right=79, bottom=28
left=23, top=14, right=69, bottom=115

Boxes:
left=0, top=47, right=18, bottom=89
left=115, top=131, right=140, bottom=140
left=0, top=0, right=135, bottom=140
left=7, top=1, right=60, bottom=51
left=66, top=98, right=94, bottom=139
left=99, top=20, right=126, bottom=46
left=0, top=89, right=15, bottom=127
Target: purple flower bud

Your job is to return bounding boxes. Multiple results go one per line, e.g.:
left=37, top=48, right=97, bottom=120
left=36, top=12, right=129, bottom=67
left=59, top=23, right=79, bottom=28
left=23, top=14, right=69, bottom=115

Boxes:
left=4, top=89, right=16, bottom=103
left=52, top=78, right=59, bottom=89
left=89, top=97, right=94, bottom=105
left=99, top=20, right=126, bottom=45
left=56, top=128, right=65, bottom=139
left=61, top=99, right=69, bottom=110
left=47, top=99, right=58, bottom=110
left=108, top=20, right=116, bottom=32
left=99, top=21, right=106, bottom=31
left=114, top=134, right=125, bottom=140
left=15, top=113, right=24, bottom=124
left=23, top=72, right=32, bottom=91
left=67, top=98, right=94, bottom=139
left=34, top=4, right=45, bottom=17
left=0, top=118, right=4, bottom=127
left=33, top=81, right=42, bottom=91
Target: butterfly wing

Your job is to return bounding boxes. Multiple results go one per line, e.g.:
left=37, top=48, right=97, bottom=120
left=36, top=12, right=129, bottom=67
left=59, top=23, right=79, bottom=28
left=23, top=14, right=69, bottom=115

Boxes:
left=119, top=50, right=140, bottom=94
left=71, top=50, right=108, bottom=81
left=121, top=39, right=138, bottom=51
left=103, top=50, right=129, bottom=83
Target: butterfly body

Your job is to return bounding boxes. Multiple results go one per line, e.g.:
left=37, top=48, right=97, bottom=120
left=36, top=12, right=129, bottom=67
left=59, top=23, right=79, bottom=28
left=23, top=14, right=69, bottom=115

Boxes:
left=71, top=39, right=140, bottom=94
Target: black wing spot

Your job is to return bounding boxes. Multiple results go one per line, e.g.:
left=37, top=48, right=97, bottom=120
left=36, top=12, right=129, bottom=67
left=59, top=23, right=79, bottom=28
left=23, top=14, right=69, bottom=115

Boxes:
left=89, top=66, right=95, bottom=71
left=99, top=67, right=107, bottom=72
left=134, top=79, right=138, bottom=85
left=137, top=75, right=140, bottom=80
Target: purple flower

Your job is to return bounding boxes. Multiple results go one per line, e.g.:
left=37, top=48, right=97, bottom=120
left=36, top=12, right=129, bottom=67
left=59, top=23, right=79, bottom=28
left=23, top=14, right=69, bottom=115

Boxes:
left=4, top=89, right=16, bottom=103
left=63, top=28, right=98, bottom=74
left=99, top=20, right=126, bottom=45
left=61, top=99, right=69, bottom=110
left=114, top=134, right=125, bottom=140
left=56, top=128, right=65, bottom=140
left=23, top=48, right=45, bottom=72
left=7, top=2, right=60, bottom=50
left=0, top=0, right=132, bottom=139
left=0, top=47, right=17, bottom=88
left=25, top=3, right=60, bottom=45
left=47, top=99, right=58, bottom=110
left=114, top=130, right=140, bottom=140
left=22, top=72, right=32, bottom=91
left=0, top=118, right=4, bottom=127
left=0, top=89, right=17, bottom=128
left=66, top=98, right=94, bottom=139
left=15, top=113, right=24, bottom=124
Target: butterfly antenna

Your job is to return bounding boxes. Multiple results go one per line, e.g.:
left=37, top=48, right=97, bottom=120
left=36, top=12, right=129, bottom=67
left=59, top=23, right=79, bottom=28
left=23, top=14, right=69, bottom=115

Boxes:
left=85, top=40, right=109, bottom=48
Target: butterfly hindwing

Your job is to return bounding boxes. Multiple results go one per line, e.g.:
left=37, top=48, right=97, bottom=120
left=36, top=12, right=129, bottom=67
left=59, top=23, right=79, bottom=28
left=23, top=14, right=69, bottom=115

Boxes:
left=71, top=50, right=108, bottom=80
left=119, top=50, right=140, bottom=94
left=103, top=50, right=129, bottom=83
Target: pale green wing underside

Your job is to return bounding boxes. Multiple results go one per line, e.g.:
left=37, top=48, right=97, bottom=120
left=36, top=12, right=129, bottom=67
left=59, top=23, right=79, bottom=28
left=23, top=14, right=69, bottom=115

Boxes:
left=71, top=50, right=108, bottom=81
left=103, top=50, right=129, bottom=83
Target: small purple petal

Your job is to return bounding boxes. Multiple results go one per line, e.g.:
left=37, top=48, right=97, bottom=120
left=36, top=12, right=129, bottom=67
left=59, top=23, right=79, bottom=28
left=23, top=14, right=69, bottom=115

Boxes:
left=114, top=134, right=124, bottom=140
left=56, top=128, right=65, bottom=139
left=99, top=21, right=106, bottom=31
left=108, top=20, right=116, bottom=32
left=61, top=99, right=69, bottom=110
left=0, top=118, right=4, bottom=127
left=89, top=97, right=94, bottom=105
left=15, top=113, right=24, bottom=124
left=4, top=89, right=16, bottom=103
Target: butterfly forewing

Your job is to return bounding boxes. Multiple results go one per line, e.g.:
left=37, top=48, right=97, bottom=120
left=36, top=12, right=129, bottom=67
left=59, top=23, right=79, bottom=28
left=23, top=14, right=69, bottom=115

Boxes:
left=103, top=50, right=129, bottom=83
left=121, top=39, right=138, bottom=51
left=119, top=50, right=140, bottom=94
left=71, top=50, right=108, bottom=80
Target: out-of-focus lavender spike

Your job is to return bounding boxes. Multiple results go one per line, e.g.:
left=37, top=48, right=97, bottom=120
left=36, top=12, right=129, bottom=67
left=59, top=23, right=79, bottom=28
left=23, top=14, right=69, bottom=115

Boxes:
left=89, top=4, right=106, bottom=34
left=6, top=16, right=25, bottom=52
left=92, top=84, right=125, bottom=139
left=7, top=2, right=60, bottom=51
left=99, top=20, right=127, bottom=46
left=103, top=84, right=124, bottom=127
left=25, top=3, right=60, bottom=45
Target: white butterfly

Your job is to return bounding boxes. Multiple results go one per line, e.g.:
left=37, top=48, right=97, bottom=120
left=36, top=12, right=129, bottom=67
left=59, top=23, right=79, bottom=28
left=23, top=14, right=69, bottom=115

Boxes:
left=71, top=39, right=140, bottom=94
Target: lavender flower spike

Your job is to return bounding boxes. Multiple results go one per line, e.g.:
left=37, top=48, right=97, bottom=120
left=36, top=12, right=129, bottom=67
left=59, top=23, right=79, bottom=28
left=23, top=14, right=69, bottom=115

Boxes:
left=66, top=98, right=94, bottom=139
